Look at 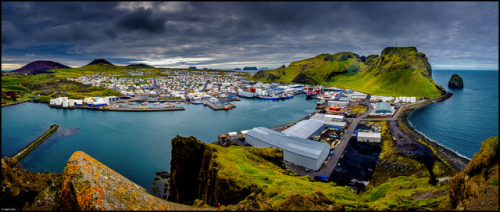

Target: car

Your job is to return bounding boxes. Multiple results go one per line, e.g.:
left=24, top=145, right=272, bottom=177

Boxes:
left=304, top=168, right=310, bottom=173
left=314, top=175, right=329, bottom=183
left=329, top=151, right=334, bottom=156
left=400, top=138, right=406, bottom=141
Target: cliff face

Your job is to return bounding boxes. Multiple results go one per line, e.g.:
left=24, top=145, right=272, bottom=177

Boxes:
left=449, top=136, right=498, bottom=210
left=168, top=136, right=264, bottom=206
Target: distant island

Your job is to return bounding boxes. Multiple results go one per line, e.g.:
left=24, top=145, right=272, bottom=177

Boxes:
left=243, top=66, right=257, bottom=70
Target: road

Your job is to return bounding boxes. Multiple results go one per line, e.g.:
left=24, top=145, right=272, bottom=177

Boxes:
left=313, top=95, right=375, bottom=178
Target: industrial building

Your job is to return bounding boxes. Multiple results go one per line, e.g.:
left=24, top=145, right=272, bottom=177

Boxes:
left=375, top=101, right=392, bottom=114
left=310, top=113, right=347, bottom=129
left=356, top=132, right=382, bottom=143
left=245, top=127, right=330, bottom=171
left=282, top=119, right=325, bottom=139
left=328, top=100, right=349, bottom=107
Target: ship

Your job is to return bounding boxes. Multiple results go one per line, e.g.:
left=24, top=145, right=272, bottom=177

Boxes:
left=259, top=95, right=280, bottom=100
left=305, top=87, right=323, bottom=99
left=281, top=93, right=294, bottom=100
left=164, top=102, right=174, bottom=108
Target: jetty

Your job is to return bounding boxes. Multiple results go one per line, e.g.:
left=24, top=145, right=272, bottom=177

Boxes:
left=13, top=124, right=59, bottom=161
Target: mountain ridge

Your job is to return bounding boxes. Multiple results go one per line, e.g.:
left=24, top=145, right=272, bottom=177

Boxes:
left=251, top=47, right=445, bottom=98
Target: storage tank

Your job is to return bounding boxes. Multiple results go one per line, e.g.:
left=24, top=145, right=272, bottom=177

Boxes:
left=406, top=97, right=411, bottom=102
left=255, top=88, right=262, bottom=96
left=68, top=99, right=74, bottom=106
left=50, top=99, right=55, bottom=105
left=62, top=97, right=68, bottom=101
left=62, top=99, right=68, bottom=107
left=410, top=97, right=416, bottom=103
left=55, top=97, right=62, bottom=105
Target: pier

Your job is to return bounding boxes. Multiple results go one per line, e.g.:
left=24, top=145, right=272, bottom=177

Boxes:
left=13, top=124, right=59, bottom=161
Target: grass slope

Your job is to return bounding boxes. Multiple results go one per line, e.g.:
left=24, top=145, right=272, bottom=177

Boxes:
left=199, top=130, right=455, bottom=210
left=251, top=47, right=444, bottom=98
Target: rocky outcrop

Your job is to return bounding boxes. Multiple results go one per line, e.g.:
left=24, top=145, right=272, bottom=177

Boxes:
left=448, top=73, right=464, bottom=89
left=1, top=156, right=61, bottom=210
left=59, top=151, right=196, bottom=210
left=449, top=136, right=498, bottom=210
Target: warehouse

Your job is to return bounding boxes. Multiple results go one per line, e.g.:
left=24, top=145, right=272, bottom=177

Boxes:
left=328, top=100, right=349, bottom=107
left=356, top=132, right=381, bottom=143
left=325, top=114, right=345, bottom=122
left=245, top=127, right=330, bottom=171
left=375, top=101, right=391, bottom=114
left=310, top=113, right=347, bottom=129
left=282, top=119, right=325, bottom=139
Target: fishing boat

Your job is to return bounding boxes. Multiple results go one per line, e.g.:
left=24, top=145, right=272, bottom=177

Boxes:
left=223, top=103, right=232, bottom=110
left=281, top=93, right=294, bottom=100
left=191, top=97, right=203, bottom=104
left=141, top=101, right=148, bottom=105
left=164, top=102, right=174, bottom=108
left=153, top=101, right=161, bottom=105
left=305, top=87, right=323, bottom=99
left=259, top=95, right=280, bottom=100
left=126, top=101, right=135, bottom=105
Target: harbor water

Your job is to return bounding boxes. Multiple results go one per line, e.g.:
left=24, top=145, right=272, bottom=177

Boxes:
left=1, top=94, right=316, bottom=192
left=408, top=70, right=499, bottom=159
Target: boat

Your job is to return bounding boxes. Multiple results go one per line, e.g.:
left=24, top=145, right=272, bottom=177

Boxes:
left=127, top=102, right=135, bottom=105
left=164, top=102, right=174, bottom=108
left=223, top=104, right=232, bottom=110
left=306, top=87, right=323, bottom=99
left=153, top=101, right=161, bottom=105
left=141, top=101, right=148, bottom=105
left=259, top=95, right=280, bottom=100
left=281, top=93, right=294, bottom=100
left=191, top=97, right=203, bottom=104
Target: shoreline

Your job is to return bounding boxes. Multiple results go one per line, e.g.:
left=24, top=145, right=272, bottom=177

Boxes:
left=398, top=91, right=470, bottom=172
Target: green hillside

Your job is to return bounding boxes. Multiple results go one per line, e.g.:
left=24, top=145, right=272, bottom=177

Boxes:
left=251, top=47, right=445, bottom=98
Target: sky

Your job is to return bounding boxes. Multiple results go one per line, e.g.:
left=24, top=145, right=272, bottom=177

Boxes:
left=1, top=1, right=498, bottom=70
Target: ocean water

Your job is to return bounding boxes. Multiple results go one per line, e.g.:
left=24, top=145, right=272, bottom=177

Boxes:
left=408, top=70, right=499, bottom=159
left=1, top=95, right=316, bottom=192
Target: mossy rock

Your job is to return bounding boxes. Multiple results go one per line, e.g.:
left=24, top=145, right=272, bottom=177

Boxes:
left=448, top=73, right=464, bottom=89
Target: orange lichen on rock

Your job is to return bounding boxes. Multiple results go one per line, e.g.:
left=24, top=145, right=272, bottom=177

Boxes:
left=60, top=151, right=204, bottom=210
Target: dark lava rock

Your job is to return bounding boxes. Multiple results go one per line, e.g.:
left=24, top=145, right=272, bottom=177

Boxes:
left=448, top=73, right=464, bottom=89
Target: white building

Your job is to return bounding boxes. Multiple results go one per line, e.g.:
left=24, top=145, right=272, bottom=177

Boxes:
left=310, top=113, right=346, bottom=129
left=245, top=127, right=330, bottom=171
left=356, top=132, right=381, bottom=143
left=282, top=119, right=325, bottom=139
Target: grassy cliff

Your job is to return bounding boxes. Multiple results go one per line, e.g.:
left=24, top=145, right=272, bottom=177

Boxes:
left=251, top=47, right=445, bottom=98
left=168, top=135, right=458, bottom=210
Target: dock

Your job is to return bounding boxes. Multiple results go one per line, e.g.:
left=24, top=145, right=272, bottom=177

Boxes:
left=13, top=124, right=59, bottom=161
left=48, top=104, right=185, bottom=112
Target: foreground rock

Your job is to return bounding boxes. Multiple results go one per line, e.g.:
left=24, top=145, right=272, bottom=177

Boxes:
left=449, top=136, right=498, bottom=210
left=59, top=151, right=201, bottom=210
left=448, top=73, right=464, bottom=89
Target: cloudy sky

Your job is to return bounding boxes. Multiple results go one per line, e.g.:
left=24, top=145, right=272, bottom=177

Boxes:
left=2, top=1, right=498, bottom=70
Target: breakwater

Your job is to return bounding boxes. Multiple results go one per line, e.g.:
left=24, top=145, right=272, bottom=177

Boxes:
left=13, top=124, right=59, bottom=160
left=398, top=92, right=470, bottom=171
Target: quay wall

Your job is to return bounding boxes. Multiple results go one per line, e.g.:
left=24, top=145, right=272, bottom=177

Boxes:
left=13, top=124, right=59, bottom=160
left=397, top=92, right=470, bottom=171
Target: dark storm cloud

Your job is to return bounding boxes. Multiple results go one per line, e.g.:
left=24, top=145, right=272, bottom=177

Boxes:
left=1, top=1, right=498, bottom=70
left=115, top=8, right=167, bottom=34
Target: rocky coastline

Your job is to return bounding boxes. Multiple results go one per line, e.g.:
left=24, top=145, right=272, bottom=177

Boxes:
left=398, top=91, right=470, bottom=172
